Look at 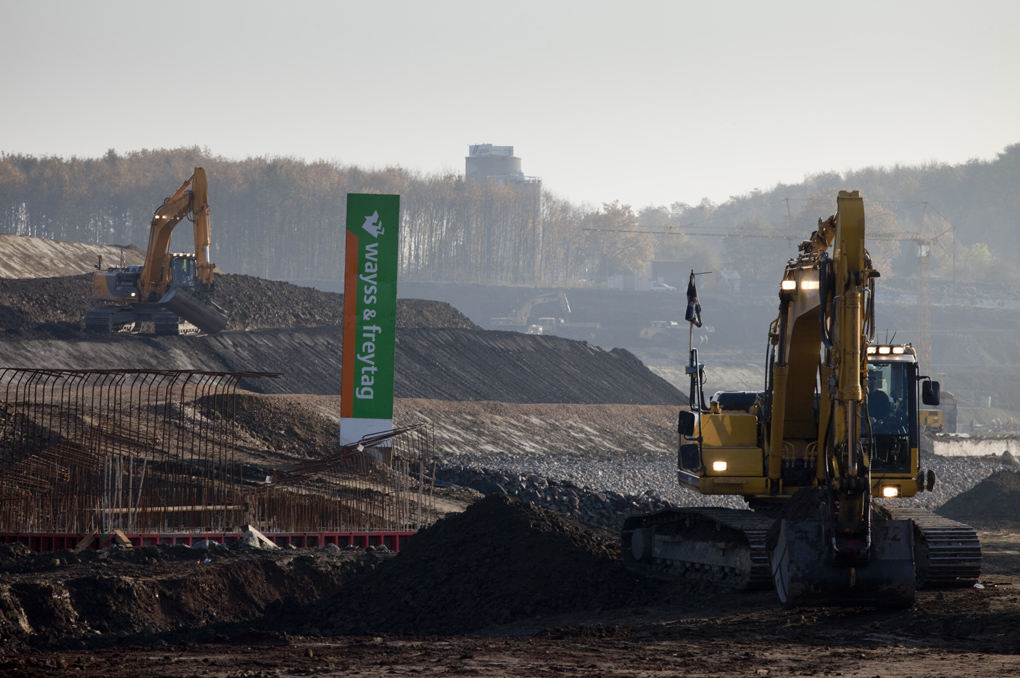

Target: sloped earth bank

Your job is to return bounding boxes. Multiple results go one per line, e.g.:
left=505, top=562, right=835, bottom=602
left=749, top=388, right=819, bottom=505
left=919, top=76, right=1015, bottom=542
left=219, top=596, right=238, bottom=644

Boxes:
left=0, top=327, right=684, bottom=404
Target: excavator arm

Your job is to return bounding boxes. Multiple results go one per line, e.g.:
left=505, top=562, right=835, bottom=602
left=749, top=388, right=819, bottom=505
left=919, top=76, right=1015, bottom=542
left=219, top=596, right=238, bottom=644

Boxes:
left=768, top=191, right=915, bottom=605
left=514, top=291, right=570, bottom=325
left=139, top=168, right=215, bottom=301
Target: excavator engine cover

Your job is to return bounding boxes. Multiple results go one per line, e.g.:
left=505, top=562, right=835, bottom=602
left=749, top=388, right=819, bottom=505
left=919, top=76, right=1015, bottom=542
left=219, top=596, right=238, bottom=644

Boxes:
left=770, top=511, right=915, bottom=607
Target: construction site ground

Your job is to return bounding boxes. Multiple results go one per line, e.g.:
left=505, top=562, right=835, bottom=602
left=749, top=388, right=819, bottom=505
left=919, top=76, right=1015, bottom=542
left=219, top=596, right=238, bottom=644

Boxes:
left=1, top=239, right=1020, bottom=675
left=1, top=503, right=1018, bottom=677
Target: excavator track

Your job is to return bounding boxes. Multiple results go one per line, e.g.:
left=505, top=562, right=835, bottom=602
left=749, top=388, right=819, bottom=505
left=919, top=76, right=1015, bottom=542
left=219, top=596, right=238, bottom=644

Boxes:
left=878, top=506, right=982, bottom=587
left=622, top=508, right=774, bottom=590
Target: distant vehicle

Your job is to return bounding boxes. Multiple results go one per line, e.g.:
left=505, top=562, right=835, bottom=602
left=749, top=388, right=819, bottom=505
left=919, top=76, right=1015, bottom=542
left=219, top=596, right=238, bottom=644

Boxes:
left=491, top=291, right=571, bottom=330
left=525, top=317, right=563, bottom=335
left=649, top=282, right=676, bottom=292
left=639, top=320, right=681, bottom=342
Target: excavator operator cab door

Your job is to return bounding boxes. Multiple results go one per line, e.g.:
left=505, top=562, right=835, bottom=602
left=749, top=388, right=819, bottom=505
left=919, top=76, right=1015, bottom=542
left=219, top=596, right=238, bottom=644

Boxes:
left=865, top=359, right=917, bottom=474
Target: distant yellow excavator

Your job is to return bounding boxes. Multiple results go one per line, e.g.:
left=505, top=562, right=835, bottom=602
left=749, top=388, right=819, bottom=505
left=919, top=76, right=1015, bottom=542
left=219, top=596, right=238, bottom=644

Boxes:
left=624, top=190, right=981, bottom=607
left=86, top=168, right=228, bottom=335
left=490, top=291, right=571, bottom=330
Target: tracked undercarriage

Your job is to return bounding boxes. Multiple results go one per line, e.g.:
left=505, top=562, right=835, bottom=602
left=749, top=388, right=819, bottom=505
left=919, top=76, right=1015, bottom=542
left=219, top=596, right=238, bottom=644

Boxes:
left=623, top=506, right=981, bottom=600
left=623, top=508, right=773, bottom=590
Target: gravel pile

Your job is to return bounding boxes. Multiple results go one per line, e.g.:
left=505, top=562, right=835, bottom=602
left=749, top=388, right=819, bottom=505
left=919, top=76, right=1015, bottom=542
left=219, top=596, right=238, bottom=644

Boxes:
left=937, top=467, right=1020, bottom=528
left=437, top=450, right=1019, bottom=530
left=439, top=465, right=681, bottom=530
left=0, top=273, right=477, bottom=339
left=906, top=452, right=1019, bottom=513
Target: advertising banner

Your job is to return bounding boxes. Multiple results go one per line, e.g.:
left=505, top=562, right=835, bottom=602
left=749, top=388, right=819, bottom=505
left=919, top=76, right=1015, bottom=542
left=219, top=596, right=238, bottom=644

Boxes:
left=340, top=193, right=400, bottom=446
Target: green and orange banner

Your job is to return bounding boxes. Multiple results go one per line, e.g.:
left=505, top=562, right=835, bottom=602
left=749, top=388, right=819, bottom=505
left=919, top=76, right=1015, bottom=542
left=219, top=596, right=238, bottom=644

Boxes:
left=340, top=193, right=400, bottom=445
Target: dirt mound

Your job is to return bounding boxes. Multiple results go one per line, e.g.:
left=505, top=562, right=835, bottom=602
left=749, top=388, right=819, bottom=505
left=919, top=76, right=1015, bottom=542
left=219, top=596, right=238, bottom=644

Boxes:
left=0, top=265, right=682, bottom=406
left=216, top=275, right=477, bottom=332
left=394, top=329, right=685, bottom=404
left=201, top=393, right=340, bottom=460
left=304, top=495, right=668, bottom=635
left=0, top=274, right=94, bottom=337
left=937, top=469, right=1020, bottom=528
left=0, top=543, right=387, bottom=652
left=0, top=273, right=476, bottom=339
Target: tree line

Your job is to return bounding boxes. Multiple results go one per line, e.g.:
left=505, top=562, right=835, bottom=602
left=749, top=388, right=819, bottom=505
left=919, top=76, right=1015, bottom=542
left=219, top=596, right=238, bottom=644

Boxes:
left=1, top=144, right=1018, bottom=290
left=0, top=148, right=652, bottom=286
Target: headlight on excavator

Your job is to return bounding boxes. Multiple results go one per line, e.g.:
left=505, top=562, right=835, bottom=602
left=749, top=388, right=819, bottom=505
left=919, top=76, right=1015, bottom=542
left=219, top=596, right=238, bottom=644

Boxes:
left=882, top=486, right=900, bottom=498
left=712, top=461, right=727, bottom=472
left=781, top=280, right=797, bottom=291
left=800, top=280, right=819, bottom=290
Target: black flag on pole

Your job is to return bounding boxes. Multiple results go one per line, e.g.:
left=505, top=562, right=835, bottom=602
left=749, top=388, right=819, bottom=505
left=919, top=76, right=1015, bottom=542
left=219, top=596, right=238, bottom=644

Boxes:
left=685, top=269, right=702, bottom=328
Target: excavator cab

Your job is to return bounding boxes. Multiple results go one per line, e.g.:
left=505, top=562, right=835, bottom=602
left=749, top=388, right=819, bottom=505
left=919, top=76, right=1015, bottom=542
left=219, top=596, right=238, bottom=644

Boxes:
left=169, top=255, right=201, bottom=291
left=865, top=356, right=916, bottom=473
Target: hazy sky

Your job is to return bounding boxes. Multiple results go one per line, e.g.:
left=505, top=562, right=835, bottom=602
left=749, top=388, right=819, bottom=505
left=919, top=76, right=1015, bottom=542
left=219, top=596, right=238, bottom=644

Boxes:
left=3, top=1, right=1018, bottom=210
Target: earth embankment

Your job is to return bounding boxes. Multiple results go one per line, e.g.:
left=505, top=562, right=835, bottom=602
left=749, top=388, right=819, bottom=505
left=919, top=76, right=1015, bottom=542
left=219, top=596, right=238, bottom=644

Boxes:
left=0, top=269, right=683, bottom=404
left=0, top=327, right=685, bottom=404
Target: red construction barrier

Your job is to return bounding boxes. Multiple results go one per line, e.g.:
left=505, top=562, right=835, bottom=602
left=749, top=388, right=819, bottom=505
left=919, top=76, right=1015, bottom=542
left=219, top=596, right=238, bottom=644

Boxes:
left=0, top=531, right=418, bottom=553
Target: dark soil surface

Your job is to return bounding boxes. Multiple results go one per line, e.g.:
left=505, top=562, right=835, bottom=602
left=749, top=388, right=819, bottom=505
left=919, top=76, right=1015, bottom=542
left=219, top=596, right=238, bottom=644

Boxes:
left=302, top=496, right=666, bottom=636
left=0, top=540, right=391, bottom=654
left=0, top=273, right=477, bottom=338
left=0, top=494, right=1018, bottom=677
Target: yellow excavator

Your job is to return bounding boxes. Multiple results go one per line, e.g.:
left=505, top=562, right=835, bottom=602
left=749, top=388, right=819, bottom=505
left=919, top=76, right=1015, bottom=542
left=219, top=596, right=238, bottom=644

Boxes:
left=490, top=291, right=571, bottom=331
left=623, top=191, right=980, bottom=606
left=86, top=168, right=228, bottom=335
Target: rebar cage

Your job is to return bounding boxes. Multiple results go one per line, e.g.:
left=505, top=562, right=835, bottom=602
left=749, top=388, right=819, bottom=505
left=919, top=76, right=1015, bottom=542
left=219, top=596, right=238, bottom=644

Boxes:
left=0, top=369, right=436, bottom=537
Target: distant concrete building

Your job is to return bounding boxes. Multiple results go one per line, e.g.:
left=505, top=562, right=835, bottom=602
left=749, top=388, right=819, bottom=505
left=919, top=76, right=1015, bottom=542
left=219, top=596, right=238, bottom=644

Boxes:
left=465, top=144, right=541, bottom=186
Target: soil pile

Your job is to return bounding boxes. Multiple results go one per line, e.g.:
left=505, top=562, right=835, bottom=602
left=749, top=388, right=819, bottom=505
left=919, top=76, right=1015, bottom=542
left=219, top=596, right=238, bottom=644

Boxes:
left=204, top=392, right=340, bottom=461
left=937, top=469, right=1020, bottom=528
left=0, top=275, right=94, bottom=337
left=0, top=273, right=477, bottom=338
left=0, top=542, right=388, bottom=653
left=218, top=275, right=478, bottom=332
left=0, top=327, right=687, bottom=404
left=0, top=256, right=685, bottom=405
left=305, top=495, right=669, bottom=636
